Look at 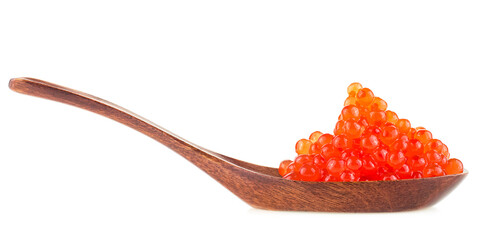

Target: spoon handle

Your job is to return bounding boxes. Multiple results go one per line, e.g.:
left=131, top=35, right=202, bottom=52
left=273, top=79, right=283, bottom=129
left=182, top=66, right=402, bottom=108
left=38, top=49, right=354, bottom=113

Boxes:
left=9, top=77, right=225, bottom=165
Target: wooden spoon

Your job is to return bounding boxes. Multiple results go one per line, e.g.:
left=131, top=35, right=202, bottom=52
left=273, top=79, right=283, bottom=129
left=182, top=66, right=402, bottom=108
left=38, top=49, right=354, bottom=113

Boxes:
left=9, top=77, right=467, bottom=212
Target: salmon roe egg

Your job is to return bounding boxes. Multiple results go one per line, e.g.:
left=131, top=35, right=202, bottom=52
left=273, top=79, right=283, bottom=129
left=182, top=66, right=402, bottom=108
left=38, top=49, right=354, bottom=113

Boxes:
left=309, top=142, right=323, bottom=154
left=372, top=147, right=389, bottom=164
left=423, top=164, right=445, bottom=177
left=396, top=164, right=412, bottom=179
left=334, top=121, right=345, bottom=135
left=332, top=134, right=353, bottom=150
left=445, top=158, right=463, bottom=175
left=414, top=129, right=432, bottom=144
left=319, top=143, right=340, bottom=160
left=367, top=111, right=387, bottom=126
left=390, top=138, right=408, bottom=152
left=344, top=120, right=363, bottom=139
left=380, top=124, right=399, bottom=145
left=293, top=155, right=314, bottom=169
left=387, top=151, right=407, bottom=169
left=279, top=160, right=293, bottom=176
left=346, top=156, right=363, bottom=171
left=360, top=134, right=380, bottom=152
left=341, top=105, right=360, bottom=121
left=364, top=125, right=381, bottom=136
left=408, top=156, right=427, bottom=172
left=370, top=97, right=387, bottom=111
left=317, top=133, right=334, bottom=146
left=405, top=139, right=423, bottom=157
left=326, top=158, right=346, bottom=177
left=344, top=96, right=356, bottom=106
left=356, top=88, right=375, bottom=107
left=440, top=144, right=450, bottom=159
left=309, top=131, right=323, bottom=143
left=295, top=139, right=311, bottom=155
left=347, top=82, right=363, bottom=96
left=395, top=119, right=411, bottom=134
left=424, top=139, right=445, bottom=153
left=386, top=110, right=399, bottom=124
left=298, top=164, right=322, bottom=181
left=313, top=154, right=327, bottom=168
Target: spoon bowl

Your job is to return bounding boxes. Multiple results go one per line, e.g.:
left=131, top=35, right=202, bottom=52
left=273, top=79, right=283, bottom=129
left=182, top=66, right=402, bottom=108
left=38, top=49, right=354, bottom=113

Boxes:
left=9, top=77, right=467, bottom=212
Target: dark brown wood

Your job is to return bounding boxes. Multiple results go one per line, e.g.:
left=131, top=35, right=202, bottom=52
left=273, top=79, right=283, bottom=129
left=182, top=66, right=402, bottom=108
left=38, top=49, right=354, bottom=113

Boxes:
left=9, top=77, right=467, bottom=212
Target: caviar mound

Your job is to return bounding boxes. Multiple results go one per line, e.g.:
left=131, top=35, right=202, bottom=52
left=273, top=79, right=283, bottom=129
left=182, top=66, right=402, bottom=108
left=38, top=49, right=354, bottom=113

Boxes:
left=279, top=82, right=464, bottom=182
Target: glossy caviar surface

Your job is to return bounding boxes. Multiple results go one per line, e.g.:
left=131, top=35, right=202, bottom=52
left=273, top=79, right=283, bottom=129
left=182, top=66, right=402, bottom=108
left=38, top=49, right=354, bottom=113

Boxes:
left=279, top=83, right=464, bottom=182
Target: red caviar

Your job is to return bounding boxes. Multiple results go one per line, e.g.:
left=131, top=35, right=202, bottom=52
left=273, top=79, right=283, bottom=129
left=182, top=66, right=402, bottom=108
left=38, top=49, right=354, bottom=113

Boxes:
left=280, top=82, right=464, bottom=181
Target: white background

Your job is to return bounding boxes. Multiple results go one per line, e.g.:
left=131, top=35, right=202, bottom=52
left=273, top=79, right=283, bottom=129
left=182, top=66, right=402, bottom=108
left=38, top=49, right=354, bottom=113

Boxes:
left=1, top=0, right=479, bottom=239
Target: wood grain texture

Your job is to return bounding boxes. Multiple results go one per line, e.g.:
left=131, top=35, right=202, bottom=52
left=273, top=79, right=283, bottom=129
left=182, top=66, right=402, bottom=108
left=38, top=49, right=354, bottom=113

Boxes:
left=9, top=77, right=467, bottom=212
